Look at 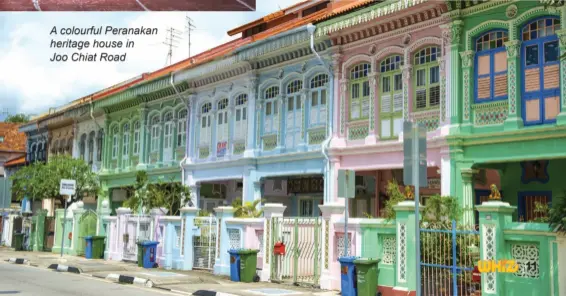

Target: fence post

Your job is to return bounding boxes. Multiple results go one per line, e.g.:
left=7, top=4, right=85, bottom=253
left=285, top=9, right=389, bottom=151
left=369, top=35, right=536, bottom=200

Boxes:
left=98, top=200, right=112, bottom=236
left=162, top=217, right=176, bottom=270
left=392, top=200, right=423, bottom=295
left=476, top=200, right=515, bottom=295
left=180, top=207, right=198, bottom=270
left=71, top=202, right=85, bottom=255
left=318, top=204, right=345, bottom=290
left=260, top=203, right=286, bottom=282
left=213, top=206, right=235, bottom=276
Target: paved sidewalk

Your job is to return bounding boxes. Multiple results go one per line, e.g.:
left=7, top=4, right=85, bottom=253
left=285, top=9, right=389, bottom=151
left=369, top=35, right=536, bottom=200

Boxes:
left=0, top=248, right=339, bottom=296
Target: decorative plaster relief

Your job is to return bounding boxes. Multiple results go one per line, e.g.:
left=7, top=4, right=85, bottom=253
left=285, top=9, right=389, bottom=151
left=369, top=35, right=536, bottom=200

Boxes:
left=472, top=101, right=509, bottom=126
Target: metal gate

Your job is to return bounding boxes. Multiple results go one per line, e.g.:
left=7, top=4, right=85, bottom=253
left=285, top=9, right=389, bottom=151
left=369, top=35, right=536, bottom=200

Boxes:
left=77, top=210, right=98, bottom=256
left=44, top=217, right=55, bottom=251
left=193, top=216, right=217, bottom=270
left=420, top=220, right=480, bottom=296
left=270, top=217, right=321, bottom=287
left=122, top=214, right=152, bottom=262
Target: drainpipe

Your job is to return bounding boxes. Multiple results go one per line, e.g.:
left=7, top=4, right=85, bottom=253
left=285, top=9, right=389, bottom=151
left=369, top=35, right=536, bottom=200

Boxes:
left=307, top=24, right=334, bottom=204
left=170, top=72, right=190, bottom=206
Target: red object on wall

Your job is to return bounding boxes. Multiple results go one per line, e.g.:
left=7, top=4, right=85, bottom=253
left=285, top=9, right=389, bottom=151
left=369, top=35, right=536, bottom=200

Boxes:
left=472, top=266, right=481, bottom=283
left=274, top=242, right=286, bottom=255
left=68, top=232, right=72, bottom=240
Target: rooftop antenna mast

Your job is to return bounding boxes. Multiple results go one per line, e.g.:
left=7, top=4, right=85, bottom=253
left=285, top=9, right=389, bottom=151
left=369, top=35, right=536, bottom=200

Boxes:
left=185, top=15, right=196, bottom=58
left=163, top=27, right=182, bottom=66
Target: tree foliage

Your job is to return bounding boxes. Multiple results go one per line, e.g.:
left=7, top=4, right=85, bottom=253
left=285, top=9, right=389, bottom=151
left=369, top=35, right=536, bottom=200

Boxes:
left=232, top=198, right=264, bottom=218
left=4, top=113, right=30, bottom=124
left=123, top=171, right=190, bottom=216
left=383, top=180, right=407, bottom=221
left=10, top=155, right=99, bottom=209
left=548, top=191, right=566, bottom=233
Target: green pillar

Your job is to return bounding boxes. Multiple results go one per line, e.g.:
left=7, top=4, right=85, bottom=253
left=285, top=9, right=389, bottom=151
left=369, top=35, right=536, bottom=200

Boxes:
left=72, top=205, right=85, bottom=256
left=556, top=27, right=566, bottom=125
left=503, top=39, right=523, bottom=130
left=33, top=210, right=47, bottom=251
left=443, top=20, right=463, bottom=132
left=392, top=200, right=423, bottom=294
left=461, top=168, right=477, bottom=226
left=102, top=117, right=111, bottom=172
left=138, top=104, right=148, bottom=169
left=460, top=50, right=474, bottom=133
left=476, top=200, right=515, bottom=295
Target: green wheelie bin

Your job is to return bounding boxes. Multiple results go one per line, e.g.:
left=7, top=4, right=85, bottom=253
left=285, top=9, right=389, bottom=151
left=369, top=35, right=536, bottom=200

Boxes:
left=354, top=258, right=380, bottom=296
left=12, top=233, right=24, bottom=251
left=238, top=249, right=259, bottom=283
left=137, top=241, right=144, bottom=267
left=91, top=236, right=106, bottom=259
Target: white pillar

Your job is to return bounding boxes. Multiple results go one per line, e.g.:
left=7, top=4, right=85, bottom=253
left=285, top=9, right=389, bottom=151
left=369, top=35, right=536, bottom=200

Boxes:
left=440, top=148, right=451, bottom=197
left=260, top=203, right=286, bottom=282
left=319, top=204, right=345, bottom=290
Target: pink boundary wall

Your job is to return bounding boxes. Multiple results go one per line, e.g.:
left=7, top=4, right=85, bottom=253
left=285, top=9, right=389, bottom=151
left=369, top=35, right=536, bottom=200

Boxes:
left=225, top=218, right=264, bottom=270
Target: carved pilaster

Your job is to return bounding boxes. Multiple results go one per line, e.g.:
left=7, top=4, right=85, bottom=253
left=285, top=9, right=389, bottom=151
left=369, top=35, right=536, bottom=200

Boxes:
left=339, top=79, right=348, bottom=136
left=460, top=51, right=475, bottom=122
left=402, top=65, right=412, bottom=120
left=368, top=72, right=378, bottom=133
left=276, top=96, right=284, bottom=148
left=504, top=40, right=521, bottom=119
left=300, top=88, right=309, bottom=141
left=439, top=57, right=448, bottom=123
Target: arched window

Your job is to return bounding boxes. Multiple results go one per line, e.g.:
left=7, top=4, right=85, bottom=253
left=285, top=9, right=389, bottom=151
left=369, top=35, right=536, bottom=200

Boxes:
left=87, top=131, right=95, bottom=164
left=264, top=86, right=280, bottom=135
left=217, top=98, right=229, bottom=157
left=111, top=126, right=119, bottom=159
left=380, top=55, right=404, bottom=138
left=96, top=129, right=104, bottom=162
left=65, top=138, right=72, bottom=155
left=285, top=79, right=303, bottom=148
left=133, top=121, right=140, bottom=155
left=309, top=74, right=328, bottom=127
left=163, top=112, right=174, bottom=161
left=522, top=17, right=561, bottom=125
left=200, top=103, right=212, bottom=146
left=349, top=63, right=371, bottom=120
left=79, top=134, right=87, bottom=160
left=475, top=31, right=508, bottom=102
left=150, top=115, right=160, bottom=152
left=234, top=94, right=248, bottom=140
left=414, top=46, right=441, bottom=110
left=122, top=123, right=130, bottom=159
left=177, top=110, right=188, bottom=148
left=29, top=143, right=37, bottom=162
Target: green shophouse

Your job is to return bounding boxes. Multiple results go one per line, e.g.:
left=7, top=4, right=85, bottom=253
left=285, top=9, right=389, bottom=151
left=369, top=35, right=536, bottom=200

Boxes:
left=96, top=74, right=191, bottom=213
left=446, top=1, right=563, bottom=295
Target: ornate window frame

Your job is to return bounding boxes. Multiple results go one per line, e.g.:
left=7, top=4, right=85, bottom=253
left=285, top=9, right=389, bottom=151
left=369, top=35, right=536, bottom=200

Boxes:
left=378, top=54, right=404, bottom=139
left=413, top=46, right=441, bottom=111
left=474, top=30, right=509, bottom=103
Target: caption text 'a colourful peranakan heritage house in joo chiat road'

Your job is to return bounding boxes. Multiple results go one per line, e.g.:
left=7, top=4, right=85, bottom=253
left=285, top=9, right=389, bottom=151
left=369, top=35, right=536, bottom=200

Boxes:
left=15, top=1, right=565, bottom=296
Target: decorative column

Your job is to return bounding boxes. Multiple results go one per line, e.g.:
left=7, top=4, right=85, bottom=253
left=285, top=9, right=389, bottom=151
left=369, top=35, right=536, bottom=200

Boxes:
left=460, top=50, right=475, bottom=132
left=102, top=117, right=111, bottom=171
left=443, top=21, right=463, bottom=130
left=366, top=71, right=378, bottom=144
left=401, top=65, right=412, bottom=122
left=275, top=95, right=284, bottom=151
left=162, top=217, right=176, bottom=270
left=339, top=79, right=348, bottom=139
left=331, top=53, right=343, bottom=139
left=209, top=109, right=217, bottom=160
left=556, top=28, right=566, bottom=125
left=298, top=88, right=309, bottom=150
left=180, top=207, right=198, bottom=270
left=439, top=56, right=449, bottom=132
left=242, top=165, right=260, bottom=204
left=440, top=147, right=452, bottom=196
left=503, top=40, right=523, bottom=130
left=186, top=94, right=196, bottom=163
left=72, top=121, right=80, bottom=158
left=245, top=76, right=258, bottom=157
left=97, top=199, right=111, bottom=236
left=260, top=203, right=286, bottom=282
left=461, top=168, right=477, bottom=226
left=213, top=206, right=235, bottom=276
left=318, top=204, right=345, bottom=290
left=476, top=200, right=516, bottom=295
left=189, top=183, right=201, bottom=208
left=254, top=100, right=263, bottom=152
left=226, top=102, right=234, bottom=158
left=392, top=200, right=423, bottom=295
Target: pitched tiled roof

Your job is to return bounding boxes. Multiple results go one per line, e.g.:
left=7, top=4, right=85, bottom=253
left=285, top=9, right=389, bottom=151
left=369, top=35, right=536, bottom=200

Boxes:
left=4, top=155, right=26, bottom=167
left=0, top=123, right=26, bottom=153
left=313, top=0, right=378, bottom=23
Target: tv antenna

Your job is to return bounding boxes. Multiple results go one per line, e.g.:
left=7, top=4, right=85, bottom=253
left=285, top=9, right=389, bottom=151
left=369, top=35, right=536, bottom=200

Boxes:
left=185, top=15, right=196, bottom=58
left=163, top=27, right=182, bottom=66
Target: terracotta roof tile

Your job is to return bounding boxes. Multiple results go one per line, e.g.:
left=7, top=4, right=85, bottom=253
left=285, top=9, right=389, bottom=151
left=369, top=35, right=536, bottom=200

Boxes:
left=4, top=155, right=25, bottom=167
left=314, top=0, right=376, bottom=22
left=0, top=123, right=26, bottom=153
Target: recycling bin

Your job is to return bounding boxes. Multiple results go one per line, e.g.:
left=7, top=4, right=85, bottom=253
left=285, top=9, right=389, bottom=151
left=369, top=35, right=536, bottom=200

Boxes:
left=228, top=249, right=241, bottom=282
left=137, top=242, right=144, bottom=267
left=139, top=241, right=160, bottom=268
left=339, top=256, right=358, bottom=296
left=12, top=233, right=24, bottom=251
left=238, top=249, right=259, bottom=283
left=354, top=258, right=380, bottom=296
left=85, top=236, right=94, bottom=259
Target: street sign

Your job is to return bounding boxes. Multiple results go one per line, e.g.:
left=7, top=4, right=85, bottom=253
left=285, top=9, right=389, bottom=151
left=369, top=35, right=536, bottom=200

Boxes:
left=59, top=179, right=76, bottom=196
left=403, top=121, right=427, bottom=186
left=337, top=169, right=356, bottom=198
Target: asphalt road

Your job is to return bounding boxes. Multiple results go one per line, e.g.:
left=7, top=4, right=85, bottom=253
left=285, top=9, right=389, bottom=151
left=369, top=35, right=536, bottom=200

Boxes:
left=0, top=263, right=177, bottom=296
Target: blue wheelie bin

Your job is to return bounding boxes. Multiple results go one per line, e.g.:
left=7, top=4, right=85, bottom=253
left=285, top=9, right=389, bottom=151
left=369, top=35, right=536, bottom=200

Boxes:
left=338, top=256, right=358, bottom=296
left=84, top=236, right=94, bottom=259
left=228, top=249, right=241, bottom=282
left=140, top=241, right=160, bottom=268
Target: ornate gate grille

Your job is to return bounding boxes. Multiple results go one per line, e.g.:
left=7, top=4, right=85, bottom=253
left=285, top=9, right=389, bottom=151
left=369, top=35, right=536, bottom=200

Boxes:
left=122, top=214, right=152, bottom=261
left=193, top=216, right=217, bottom=270
left=77, top=210, right=98, bottom=256
left=270, top=217, right=321, bottom=287
left=420, top=220, right=480, bottom=296
left=44, top=217, right=55, bottom=251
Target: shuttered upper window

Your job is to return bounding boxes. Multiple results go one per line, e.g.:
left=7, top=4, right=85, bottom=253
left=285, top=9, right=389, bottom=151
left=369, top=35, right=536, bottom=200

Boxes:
left=475, top=31, right=508, bottom=103
left=349, top=63, right=371, bottom=121
left=379, top=55, right=404, bottom=139
left=414, top=46, right=441, bottom=110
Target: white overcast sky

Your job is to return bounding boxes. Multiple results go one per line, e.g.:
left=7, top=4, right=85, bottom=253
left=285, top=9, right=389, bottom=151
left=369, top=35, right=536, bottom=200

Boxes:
left=0, top=0, right=301, bottom=118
